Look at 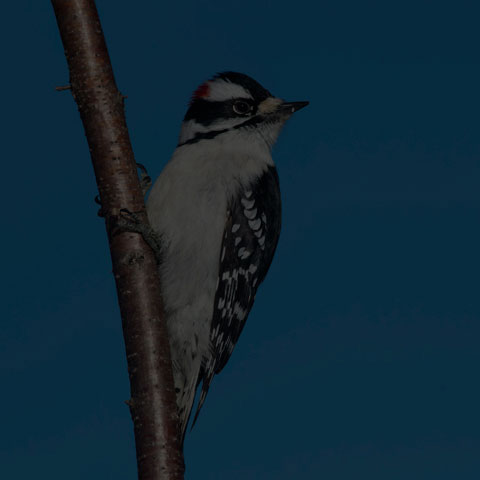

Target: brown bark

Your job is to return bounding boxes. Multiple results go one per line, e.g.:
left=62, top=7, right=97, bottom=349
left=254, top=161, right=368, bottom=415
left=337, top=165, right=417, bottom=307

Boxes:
left=50, top=1, right=185, bottom=478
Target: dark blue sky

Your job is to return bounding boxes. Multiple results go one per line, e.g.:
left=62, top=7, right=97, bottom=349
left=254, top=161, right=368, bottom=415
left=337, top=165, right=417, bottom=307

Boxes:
left=2, top=1, right=480, bottom=478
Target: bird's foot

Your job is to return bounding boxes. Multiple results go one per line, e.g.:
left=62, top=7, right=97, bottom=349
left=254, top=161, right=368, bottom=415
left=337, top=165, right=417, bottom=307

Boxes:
left=115, top=208, right=163, bottom=264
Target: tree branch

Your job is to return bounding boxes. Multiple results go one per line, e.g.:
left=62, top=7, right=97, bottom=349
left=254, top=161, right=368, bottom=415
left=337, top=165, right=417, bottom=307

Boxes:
left=50, top=1, right=185, bottom=478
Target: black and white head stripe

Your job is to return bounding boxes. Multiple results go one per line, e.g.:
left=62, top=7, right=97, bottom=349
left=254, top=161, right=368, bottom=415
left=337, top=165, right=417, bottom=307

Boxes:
left=183, top=72, right=272, bottom=127
left=191, top=165, right=282, bottom=426
left=190, top=72, right=272, bottom=105
left=179, top=73, right=290, bottom=147
left=178, top=72, right=308, bottom=147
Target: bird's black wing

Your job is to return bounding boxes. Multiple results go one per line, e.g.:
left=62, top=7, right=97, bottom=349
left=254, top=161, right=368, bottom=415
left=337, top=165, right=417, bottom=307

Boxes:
left=192, top=165, right=281, bottom=425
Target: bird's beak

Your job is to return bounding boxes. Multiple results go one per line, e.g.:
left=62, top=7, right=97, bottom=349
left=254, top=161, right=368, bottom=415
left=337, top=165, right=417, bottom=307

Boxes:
left=281, top=101, right=309, bottom=114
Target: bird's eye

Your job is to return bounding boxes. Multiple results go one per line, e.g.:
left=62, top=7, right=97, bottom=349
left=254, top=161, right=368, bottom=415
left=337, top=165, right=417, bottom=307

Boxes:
left=233, top=101, right=252, bottom=115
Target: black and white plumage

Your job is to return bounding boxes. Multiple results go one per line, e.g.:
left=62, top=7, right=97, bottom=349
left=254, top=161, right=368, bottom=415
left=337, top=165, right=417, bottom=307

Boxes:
left=194, top=166, right=281, bottom=424
left=146, top=72, right=307, bottom=441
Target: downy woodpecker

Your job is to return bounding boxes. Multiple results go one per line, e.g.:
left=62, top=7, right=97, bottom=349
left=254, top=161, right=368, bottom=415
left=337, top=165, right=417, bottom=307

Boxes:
left=146, top=72, right=308, bottom=440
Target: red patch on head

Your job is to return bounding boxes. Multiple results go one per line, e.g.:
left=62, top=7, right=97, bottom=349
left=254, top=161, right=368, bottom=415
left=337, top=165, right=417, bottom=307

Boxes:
left=191, top=82, right=210, bottom=103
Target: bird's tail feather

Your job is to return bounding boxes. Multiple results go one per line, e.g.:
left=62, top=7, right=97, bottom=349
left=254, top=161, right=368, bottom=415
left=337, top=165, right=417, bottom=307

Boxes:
left=190, top=369, right=215, bottom=430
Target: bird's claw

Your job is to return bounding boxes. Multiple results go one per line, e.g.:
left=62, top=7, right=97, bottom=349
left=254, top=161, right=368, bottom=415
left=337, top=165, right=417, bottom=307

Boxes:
left=115, top=208, right=163, bottom=263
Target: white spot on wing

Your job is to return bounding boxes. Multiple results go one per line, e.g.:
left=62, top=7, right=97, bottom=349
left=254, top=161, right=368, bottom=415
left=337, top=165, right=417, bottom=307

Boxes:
left=237, top=247, right=251, bottom=260
left=241, top=198, right=255, bottom=209
left=249, top=218, right=261, bottom=230
left=233, top=302, right=246, bottom=320
left=244, top=208, right=257, bottom=220
left=232, top=224, right=240, bottom=233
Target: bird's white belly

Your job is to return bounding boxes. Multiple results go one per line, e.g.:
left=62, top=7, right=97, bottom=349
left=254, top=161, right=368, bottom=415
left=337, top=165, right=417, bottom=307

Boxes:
left=147, top=165, right=228, bottom=361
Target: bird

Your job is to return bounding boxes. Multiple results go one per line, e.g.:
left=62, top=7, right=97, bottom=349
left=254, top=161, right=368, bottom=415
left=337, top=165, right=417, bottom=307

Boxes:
left=146, top=71, right=308, bottom=441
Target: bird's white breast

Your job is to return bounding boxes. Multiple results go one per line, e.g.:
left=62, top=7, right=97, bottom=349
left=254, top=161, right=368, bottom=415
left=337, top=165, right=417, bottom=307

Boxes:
left=146, top=130, right=273, bottom=356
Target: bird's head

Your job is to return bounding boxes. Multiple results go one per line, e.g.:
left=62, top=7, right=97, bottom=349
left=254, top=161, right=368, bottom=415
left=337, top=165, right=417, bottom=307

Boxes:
left=178, top=72, right=308, bottom=148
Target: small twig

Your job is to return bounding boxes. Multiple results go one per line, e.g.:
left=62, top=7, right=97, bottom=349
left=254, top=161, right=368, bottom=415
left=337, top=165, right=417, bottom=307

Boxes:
left=55, top=84, right=71, bottom=91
